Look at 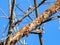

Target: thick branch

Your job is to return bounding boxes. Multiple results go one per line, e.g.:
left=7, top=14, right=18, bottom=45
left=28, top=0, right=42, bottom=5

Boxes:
left=30, top=15, right=60, bottom=34
left=10, top=0, right=60, bottom=45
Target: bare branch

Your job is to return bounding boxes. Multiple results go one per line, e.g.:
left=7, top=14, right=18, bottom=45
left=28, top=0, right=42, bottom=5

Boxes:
left=34, top=0, right=46, bottom=45
left=16, top=5, right=26, bottom=13
left=16, top=7, right=29, bottom=16
left=5, top=0, right=16, bottom=45
left=2, top=22, right=9, bottom=36
left=8, top=0, right=11, bottom=16
left=14, top=0, right=46, bottom=26
left=39, top=33, right=44, bottom=45
left=42, top=15, right=60, bottom=23
left=9, top=1, right=60, bottom=45
left=16, top=5, right=33, bottom=21
left=0, top=8, right=8, bottom=17
left=34, top=0, right=39, bottom=17
left=0, top=16, right=8, bottom=18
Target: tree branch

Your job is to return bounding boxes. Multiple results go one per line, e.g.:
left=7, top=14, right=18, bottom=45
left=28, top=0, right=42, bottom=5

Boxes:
left=0, top=8, right=8, bottom=17
left=5, top=0, right=16, bottom=45
left=34, top=0, right=39, bottom=17
left=9, top=0, right=60, bottom=45
left=42, top=15, right=60, bottom=23
left=16, top=4, right=33, bottom=21
left=34, top=0, right=46, bottom=45
left=14, top=0, right=46, bottom=26
left=8, top=0, right=11, bottom=16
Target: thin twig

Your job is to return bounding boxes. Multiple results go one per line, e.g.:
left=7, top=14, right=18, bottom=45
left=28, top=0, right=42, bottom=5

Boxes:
left=0, top=16, right=8, bottom=18
left=16, top=4, right=33, bottom=21
left=34, top=0, right=38, bottom=17
left=15, top=0, right=46, bottom=26
left=5, top=0, right=16, bottom=45
left=8, top=0, right=11, bottom=16
left=39, top=33, right=44, bottom=45
left=2, top=22, right=9, bottom=36
left=42, top=15, right=60, bottom=23
left=34, top=0, right=45, bottom=45
left=0, top=8, right=8, bottom=17
left=16, top=5, right=26, bottom=13
left=16, top=7, right=29, bottom=16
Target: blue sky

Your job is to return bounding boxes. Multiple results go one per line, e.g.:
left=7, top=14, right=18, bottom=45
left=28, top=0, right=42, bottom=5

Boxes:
left=0, top=0, right=60, bottom=45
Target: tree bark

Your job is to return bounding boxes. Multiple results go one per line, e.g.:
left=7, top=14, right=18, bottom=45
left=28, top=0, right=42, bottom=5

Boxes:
left=10, top=0, right=60, bottom=45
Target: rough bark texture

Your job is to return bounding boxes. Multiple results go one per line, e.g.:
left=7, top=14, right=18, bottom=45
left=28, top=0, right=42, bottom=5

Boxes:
left=10, top=0, right=60, bottom=45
